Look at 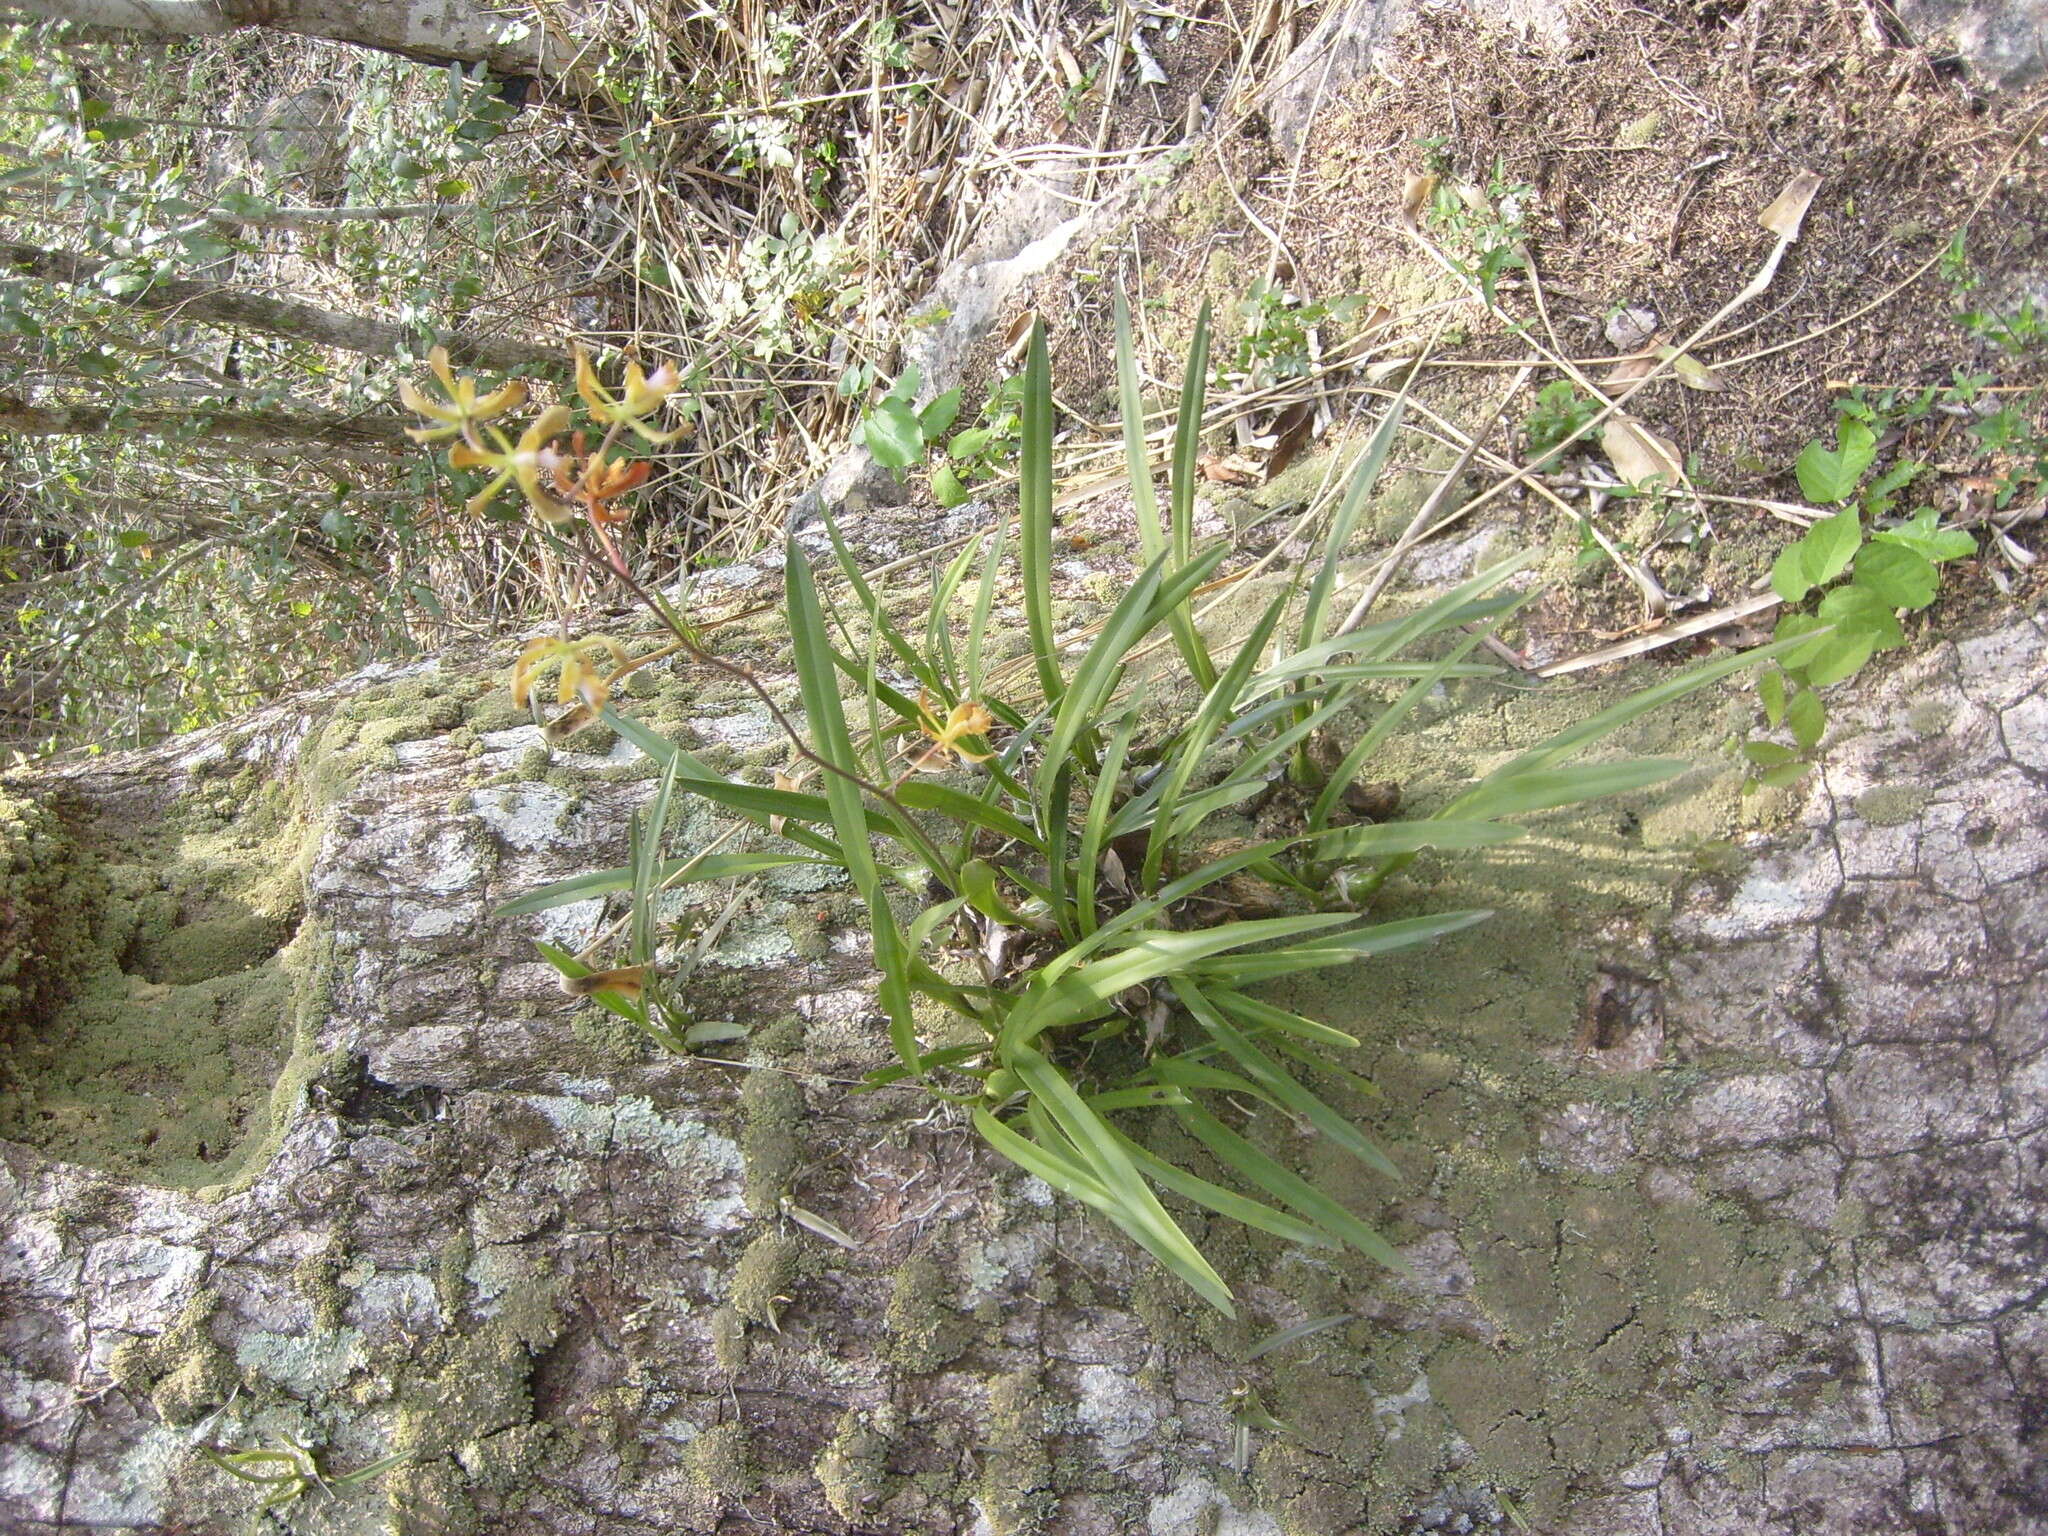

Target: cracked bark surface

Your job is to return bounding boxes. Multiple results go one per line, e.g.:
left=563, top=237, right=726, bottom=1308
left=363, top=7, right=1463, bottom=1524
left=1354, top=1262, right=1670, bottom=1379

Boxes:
left=0, top=560, right=2042, bottom=1534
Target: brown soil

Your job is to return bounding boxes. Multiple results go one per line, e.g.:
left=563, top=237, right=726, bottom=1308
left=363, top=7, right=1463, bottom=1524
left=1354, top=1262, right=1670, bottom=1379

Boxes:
left=964, top=0, right=2048, bottom=661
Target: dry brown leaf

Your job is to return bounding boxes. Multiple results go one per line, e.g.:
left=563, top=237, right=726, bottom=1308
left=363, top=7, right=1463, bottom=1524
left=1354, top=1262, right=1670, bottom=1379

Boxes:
left=1266, top=401, right=1317, bottom=481
left=1002, top=310, right=1036, bottom=366
left=1199, top=452, right=1261, bottom=486
left=1759, top=170, right=1822, bottom=242
left=1400, top=173, right=1439, bottom=232
left=1602, top=416, right=1685, bottom=488
left=1658, top=347, right=1726, bottom=392
left=1602, top=350, right=1658, bottom=386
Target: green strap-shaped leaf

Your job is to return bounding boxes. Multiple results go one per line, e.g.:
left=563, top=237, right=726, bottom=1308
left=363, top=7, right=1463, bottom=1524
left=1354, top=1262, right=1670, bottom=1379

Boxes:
left=1018, top=317, right=1063, bottom=706
left=493, top=851, right=831, bottom=918
left=1191, top=909, right=1494, bottom=984
left=1011, top=1050, right=1235, bottom=1313
left=1174, top=1102, right=1405, bottom=1272
left=1179, top=978, right=1397, bottom=1177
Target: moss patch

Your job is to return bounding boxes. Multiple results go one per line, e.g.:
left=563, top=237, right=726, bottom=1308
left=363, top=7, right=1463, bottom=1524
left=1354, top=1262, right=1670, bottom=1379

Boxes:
left=884, top=1254, right=964, bottom=1374
left=1105, top=619, right=1816, bottom=1526
left=739, top=1069, right=804, bottom=1212
left=108, top=1293, right=237, bottom=1427
left=0, top=791, right=107, bottom=1038
left=815, top=1409, right=892, bottom=1521
left=729, top=1231, right=801, bottom=1329
left=0, top=762, right=335, bottom=1191
left=979, top=1371, right=1054, bottom=1536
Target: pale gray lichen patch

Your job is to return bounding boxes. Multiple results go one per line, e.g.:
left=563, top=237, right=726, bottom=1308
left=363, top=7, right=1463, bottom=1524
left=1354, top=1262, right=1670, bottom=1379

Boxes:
left=1146, top=1475, right=1284, bottom=1536
left=522, top=1093, right=747, bottom=1233
left=470, top=784, right=579, bottom=852
left=235, top=1326, right=368, bottom=1394
left=62, top=1423, right=187, bottom=1528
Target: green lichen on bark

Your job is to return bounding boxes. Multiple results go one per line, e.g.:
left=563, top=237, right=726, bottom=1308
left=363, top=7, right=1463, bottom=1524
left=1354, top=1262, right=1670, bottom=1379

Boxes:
left=729, top=1231, right=801, bottom=1328
left=979, top=1371, right=1054, bottom=1536
left=815, top=1408, right=892, bottom=1520
left=107, top=1293, right=237, bottom=1427
left=739, top=1068, right=804, bottom=1212
left=884, top=1253, right=964, bottom=1374
left=387, top=1279, right=561, bottom=1535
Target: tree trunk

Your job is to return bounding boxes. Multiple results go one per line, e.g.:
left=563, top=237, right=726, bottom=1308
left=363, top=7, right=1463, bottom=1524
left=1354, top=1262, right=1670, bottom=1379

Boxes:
left=14, top=0, right=571, bottom=80
left=0, top=532, right=2041, bottom=1535
left=1, top=240, right=561, bottom=374
left=0, top=390, right=413, bottom=463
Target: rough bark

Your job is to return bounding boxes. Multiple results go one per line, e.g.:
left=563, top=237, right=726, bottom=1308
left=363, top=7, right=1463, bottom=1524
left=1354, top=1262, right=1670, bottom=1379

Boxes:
left=0, top=505, right=2040, bottom=1534
left=0, top=390, right=412, bottom=462
left=12, top=0, right=571, bottom=80
left=1, top=240, right=562, bottom=374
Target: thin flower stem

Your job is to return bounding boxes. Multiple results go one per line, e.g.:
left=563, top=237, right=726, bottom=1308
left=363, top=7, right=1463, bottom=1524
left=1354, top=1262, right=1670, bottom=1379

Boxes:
left=546, top=527, right=963, bottom=884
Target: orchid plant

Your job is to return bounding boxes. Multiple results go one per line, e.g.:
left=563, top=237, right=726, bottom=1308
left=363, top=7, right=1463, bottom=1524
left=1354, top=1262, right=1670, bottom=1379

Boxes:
left=412, top=312, right=1770, bottom=1315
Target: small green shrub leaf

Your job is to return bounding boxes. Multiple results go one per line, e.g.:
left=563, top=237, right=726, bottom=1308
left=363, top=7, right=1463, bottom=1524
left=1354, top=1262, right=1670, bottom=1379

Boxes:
left=1785, top=687, right=1826, bottom=751
left=931, top=462, right=969, bottom=507
left=1771, top=543, right=1815, bottom=602
left=919, top=388, right=962, bottom=438
left=1802, top=628, right=1879, bottom=687
left=1874, top=509, right=1975, bottom=563
left=863, top=397, right=925, bottom=468
left=1759, top=760, right=1812, bottom=789
left=1816, top=584, right=1905, bottom=649
left=1759, top=668, right=1788, bottom=728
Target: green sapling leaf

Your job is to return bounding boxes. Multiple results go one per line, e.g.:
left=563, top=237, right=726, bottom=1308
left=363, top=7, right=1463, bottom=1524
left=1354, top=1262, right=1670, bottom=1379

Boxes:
left=1852, top=542, right=1938, bottom=610
left=1817, top=583, right=1904, bottom=649
left=931, top=462, right=970, bottom=507
left=1759, top=667, right=1788, bottom=728
left=1802, top=629, right=1878, bottom=687
left=1794, top=419, right=1875, bottom=504
left=919, top=388, right=962, bottom=438
left=1785, top=687, right=1826, bottom=751
left=1771, top=543, right=1815, bottom=602
left=886, top=363, right=922, bottom=402
left=1874, top=509, right=1975, bottom=563
left=1800, top=507, right=1862, bottom=587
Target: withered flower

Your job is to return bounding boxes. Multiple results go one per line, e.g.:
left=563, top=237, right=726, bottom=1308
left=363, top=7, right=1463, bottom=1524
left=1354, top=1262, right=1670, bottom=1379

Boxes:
left=911, top=691, right=996, bottom=771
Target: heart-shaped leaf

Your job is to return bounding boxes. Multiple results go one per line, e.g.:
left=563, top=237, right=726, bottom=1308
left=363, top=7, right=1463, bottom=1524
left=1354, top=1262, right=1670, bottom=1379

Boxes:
left=1794, top=420, right=1875, bottom=504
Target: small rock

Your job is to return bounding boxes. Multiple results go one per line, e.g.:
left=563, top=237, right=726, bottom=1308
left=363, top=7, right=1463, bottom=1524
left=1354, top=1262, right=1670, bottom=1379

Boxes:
left=1605, top=306, right=1659, bottom=351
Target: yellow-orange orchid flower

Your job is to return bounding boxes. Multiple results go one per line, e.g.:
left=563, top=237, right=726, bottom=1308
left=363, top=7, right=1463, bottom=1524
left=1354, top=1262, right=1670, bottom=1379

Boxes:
left=574, top=344, right=686, bottom=444
left=449, top=404, right=574, bottom=522
left=911, top=691, right=996, bottom=770
left=510, top=633, right=630, bottom=712
left=559, top=964, right=649, bottom=1001
left=547, top=440, right=652, bottom=527
left=398, top=346, right=528, bottom=443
